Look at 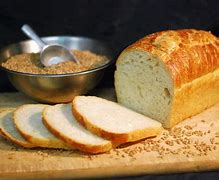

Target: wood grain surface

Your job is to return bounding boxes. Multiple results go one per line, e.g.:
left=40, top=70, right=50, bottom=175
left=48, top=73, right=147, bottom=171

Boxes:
left=0, top=89, right=219, bottom=179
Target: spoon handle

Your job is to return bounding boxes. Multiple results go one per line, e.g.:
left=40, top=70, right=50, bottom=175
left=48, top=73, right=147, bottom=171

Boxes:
left=21, top=24, right=46, bottom=48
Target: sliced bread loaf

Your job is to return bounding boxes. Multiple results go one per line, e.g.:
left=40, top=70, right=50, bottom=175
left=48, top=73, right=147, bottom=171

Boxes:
left=72, top=96, right=162, bottom=144
left=114, top=29, right=219, bottom=128
left=0, top=110, right=35, bottom=148
left=13, top=104, right=70, bottom=149
left=43, top=104, right=113, bottom=154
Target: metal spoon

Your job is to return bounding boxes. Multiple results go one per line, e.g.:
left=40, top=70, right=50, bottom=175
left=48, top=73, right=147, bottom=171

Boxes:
left=21, top=24, right=78, bottom=66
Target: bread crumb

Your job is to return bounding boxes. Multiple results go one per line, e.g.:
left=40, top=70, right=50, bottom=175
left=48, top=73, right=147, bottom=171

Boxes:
left=165, top=140, right=174, bottom=146
left=184, top=125, right=193, bottom=130
left=210, top=138, right=214, bottom=144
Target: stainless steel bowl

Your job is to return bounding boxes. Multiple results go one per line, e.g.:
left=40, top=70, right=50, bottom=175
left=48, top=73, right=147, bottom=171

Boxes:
left=0, top=36, right=114, bottom=104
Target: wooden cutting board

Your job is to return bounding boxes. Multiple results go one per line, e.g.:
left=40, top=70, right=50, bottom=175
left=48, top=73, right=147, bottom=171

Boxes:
left=0, top=89, right=219, bottom=179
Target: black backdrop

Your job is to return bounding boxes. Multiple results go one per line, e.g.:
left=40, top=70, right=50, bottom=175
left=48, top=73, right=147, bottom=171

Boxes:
left=1, top=0, right=219, bottom=91
left=1, top=0, right=219, bottom=50
left=0, top=0, right=219, bottom=179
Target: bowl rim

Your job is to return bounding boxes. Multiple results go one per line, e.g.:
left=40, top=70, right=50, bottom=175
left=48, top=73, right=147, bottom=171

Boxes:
left=0, top=36, right=115, bottom=77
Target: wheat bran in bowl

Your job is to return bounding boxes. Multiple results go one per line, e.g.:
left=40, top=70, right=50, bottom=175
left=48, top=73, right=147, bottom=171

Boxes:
left=1, top=50, right=109, bottom=75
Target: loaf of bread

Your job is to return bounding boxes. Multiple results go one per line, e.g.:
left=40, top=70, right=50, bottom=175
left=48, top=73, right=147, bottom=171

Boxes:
left=115, top=29, right=219, bottom=128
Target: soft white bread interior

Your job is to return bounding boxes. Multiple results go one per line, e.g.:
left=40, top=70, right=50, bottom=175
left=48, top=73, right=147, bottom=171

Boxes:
left=72, top=96, right=162, bottom=144
left=0, top=110, right=35, bottom=148
left=115, top=51, right=172, bottom=125
left=13, top=104, right=70, bottom=149
left=43, top=104, right=113, bottom=154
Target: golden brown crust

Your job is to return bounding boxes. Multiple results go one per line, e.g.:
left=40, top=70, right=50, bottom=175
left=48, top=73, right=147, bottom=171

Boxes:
left=72, top=97, right=162, bottom=144
left=125, top=29, right=219, bottom=87
left=42, top=111, right=113, bottom=154
left=167, top=68, right=219, bottom=128
left=0, top=128, right=35, bottom=148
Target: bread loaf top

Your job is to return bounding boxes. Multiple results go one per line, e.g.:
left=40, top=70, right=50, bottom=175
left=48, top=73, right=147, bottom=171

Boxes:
left=121, top=29, right=219, bottom=87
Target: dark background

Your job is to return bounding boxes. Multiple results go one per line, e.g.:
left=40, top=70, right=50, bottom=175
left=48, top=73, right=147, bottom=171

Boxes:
left=0, top=0, right=219, bottom=179
left=1, top=0, right=219, bottom=92
left=1, top=0, right=219, bottom=51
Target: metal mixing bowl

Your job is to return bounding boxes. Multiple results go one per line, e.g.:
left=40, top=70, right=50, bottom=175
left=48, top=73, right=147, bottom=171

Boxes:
left=0, top=36, right=114, bottom=103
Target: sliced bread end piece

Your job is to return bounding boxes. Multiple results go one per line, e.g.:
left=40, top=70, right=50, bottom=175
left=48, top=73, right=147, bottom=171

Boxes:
left=43, top=104, right=113, bottom=154
left=0, top=110, right=35, bottom=148
left=72, top=96, right=163, bottom=144
left=13, top=104, right=71, bottom=150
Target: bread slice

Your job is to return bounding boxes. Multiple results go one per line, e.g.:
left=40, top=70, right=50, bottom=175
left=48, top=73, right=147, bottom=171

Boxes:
left=13, top=104, right=70, bottom=149
left=115, top=29, right=219, bottom=128
left=0, top=109, right=35, bottom=148
left=43, top=104, right=113, bottom=154
left=72, top=96, right=162, bottom=144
